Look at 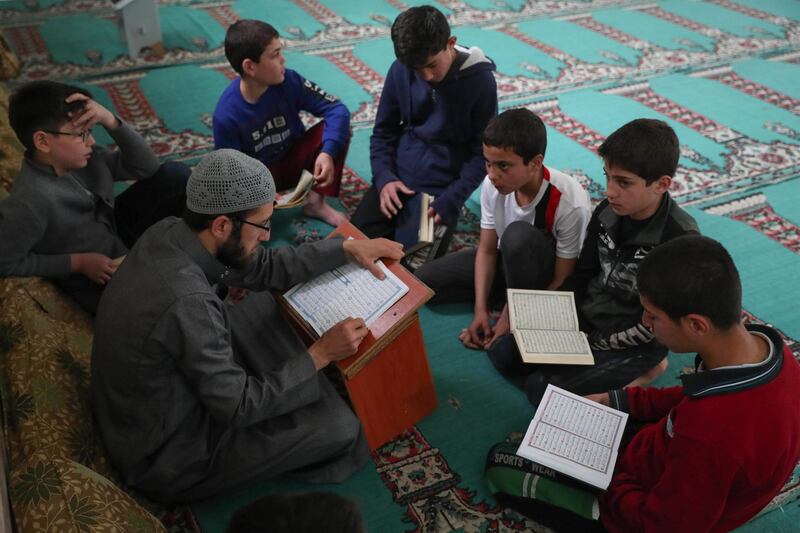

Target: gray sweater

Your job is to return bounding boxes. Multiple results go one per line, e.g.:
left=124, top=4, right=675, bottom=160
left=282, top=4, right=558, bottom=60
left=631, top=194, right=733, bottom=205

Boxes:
left=0, top=122, right=159, bottom=278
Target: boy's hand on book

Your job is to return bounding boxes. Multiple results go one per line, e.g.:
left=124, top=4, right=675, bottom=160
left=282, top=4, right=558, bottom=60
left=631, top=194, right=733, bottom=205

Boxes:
left=314, top=153, right=335, bottom=187
left=308, top=317, right=368, bottom=369
left=66, top=93, right=118, bottom=131
left=426, top=207, right=442, bottom=225
left=584, top=393, right=609, bottom=406
left=379, top=181, right=415, bottom=219
left=70, top=252, right=118, bottom=285
left=343, top=238, right=404, bottom=279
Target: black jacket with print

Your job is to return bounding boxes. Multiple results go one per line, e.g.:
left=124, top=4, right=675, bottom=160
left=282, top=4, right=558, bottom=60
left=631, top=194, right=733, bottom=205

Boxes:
left=560, top=194, right=698, bottom=351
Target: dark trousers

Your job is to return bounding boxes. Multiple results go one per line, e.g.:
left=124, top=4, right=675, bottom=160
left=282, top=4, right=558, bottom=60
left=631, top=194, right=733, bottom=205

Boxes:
left=491, top=422, right=647, bottom=532
left=415, top=221, right=555, bottom=305
left=496, top=494, right=609, bottom=533
left=267, top=121, right=349, bottom=197
left=114, top=161, right=191, bottom=248
left=350, top=184, right=398, bottom=239
left=56, top=161, right=190, bottom=314
left=487, top=334, right=668, bottom=405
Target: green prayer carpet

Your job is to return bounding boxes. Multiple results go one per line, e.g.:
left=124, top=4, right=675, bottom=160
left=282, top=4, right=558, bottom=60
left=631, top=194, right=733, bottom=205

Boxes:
left=3, top=0, right=799, bottom=531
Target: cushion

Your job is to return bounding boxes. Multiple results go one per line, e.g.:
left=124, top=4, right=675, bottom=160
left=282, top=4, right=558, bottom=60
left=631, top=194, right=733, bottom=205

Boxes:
left=9, top=452, right=165, bottom=533
left=0, top=277, right=112, bottom=478
left=0, top=35, right=20, bottom=81
left=0, top=82, right=23, bottom=194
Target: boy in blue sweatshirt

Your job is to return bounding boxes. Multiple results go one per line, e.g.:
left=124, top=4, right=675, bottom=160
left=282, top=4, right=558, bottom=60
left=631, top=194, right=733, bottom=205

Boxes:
left=351, top=5, right=498, bottom=253
left=213, top=19, right=351, bottom=227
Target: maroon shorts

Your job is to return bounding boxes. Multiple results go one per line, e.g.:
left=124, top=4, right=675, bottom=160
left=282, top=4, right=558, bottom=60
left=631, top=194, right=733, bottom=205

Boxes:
left=266, top=121, right=350, bottom=198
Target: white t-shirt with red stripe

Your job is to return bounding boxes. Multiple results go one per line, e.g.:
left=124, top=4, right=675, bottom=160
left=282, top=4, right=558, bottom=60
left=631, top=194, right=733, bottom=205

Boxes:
left=480, top=166, right=592, bottom=259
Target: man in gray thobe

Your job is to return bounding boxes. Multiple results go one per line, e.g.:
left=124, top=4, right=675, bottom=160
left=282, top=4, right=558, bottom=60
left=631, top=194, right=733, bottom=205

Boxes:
left=91, top=149, right=403, bottom=503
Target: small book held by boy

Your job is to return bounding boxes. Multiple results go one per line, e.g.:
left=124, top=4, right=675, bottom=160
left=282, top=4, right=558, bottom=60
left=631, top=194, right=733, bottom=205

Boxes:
left=395, top=193, right=448, bottom=271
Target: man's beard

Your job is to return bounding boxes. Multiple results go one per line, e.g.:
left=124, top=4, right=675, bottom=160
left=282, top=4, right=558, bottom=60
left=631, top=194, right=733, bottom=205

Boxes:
left=217, top=233, right=251, bottom=270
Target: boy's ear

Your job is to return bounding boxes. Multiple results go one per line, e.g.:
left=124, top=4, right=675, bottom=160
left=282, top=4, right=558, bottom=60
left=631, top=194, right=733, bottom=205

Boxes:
left=447, top=36, right=457, bottom=48
left=653, top=175, right=672, bottom=193
left=683, top=313, right=711, bottom=337
left=32, top=130, right=52, bottom=153
left=527, top=154, right=544, bottom=171
left=241, top=58, right=255, bottom=77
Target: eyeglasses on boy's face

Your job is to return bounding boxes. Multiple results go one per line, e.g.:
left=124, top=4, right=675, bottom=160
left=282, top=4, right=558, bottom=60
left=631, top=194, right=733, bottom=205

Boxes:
left=42, top=129, right=92, bottom=143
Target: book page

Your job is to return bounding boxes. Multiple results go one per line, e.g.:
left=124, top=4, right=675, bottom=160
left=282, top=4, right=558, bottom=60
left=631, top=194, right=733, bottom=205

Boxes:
left=516, top=330, right=591, bottom=357
left=283, top=260, right=409, bottom=336
left=291, top=169, right=315, bottom=201
left=419, top=193, right=434, bottom=244
left=276, top=170, right=315, bottom=207
left=517, top=384, right=628, bottom=490
left=508, top=290, right=579, bottom=332
left=275, top=193, right=294, bottom=207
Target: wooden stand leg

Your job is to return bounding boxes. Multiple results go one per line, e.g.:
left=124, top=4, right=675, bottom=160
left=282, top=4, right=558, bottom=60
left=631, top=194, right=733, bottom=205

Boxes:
left=344, top=315, right=437, bottom=450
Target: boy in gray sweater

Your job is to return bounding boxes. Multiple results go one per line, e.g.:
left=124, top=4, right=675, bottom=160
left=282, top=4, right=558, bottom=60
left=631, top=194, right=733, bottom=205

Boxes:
left=0, top=80, right=189, bottom=313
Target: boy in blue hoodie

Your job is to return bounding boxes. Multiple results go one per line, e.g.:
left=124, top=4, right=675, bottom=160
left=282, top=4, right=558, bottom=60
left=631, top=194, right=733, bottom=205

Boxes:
left=213, top=19, right=351, bottom=227
left=351, top=5, right=498, bottom=253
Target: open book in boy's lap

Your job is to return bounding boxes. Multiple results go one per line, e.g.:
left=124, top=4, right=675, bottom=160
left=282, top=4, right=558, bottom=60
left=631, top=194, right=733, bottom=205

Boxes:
left=508, top=289, right=594, bottom=365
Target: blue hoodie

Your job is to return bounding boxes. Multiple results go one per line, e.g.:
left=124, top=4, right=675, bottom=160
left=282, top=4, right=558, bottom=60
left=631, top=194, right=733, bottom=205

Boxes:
left=370, top=45, right=498, bottom=224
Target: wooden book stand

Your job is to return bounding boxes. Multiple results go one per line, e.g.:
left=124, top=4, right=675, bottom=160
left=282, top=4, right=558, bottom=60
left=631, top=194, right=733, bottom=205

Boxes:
left=280, top=222, right=438, bottom=449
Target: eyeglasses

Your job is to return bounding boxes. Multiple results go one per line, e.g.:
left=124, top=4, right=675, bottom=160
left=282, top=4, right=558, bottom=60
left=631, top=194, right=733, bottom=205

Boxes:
left=233, top=217, right=271, bottom=233
left=42, top=129, right=92, bottom=143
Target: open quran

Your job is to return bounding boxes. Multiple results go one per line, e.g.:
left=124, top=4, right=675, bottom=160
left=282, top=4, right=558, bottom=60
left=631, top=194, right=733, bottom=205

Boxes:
left=517, top=384, right=628, bottom=490
left=507, top=289, right=594, bottom=365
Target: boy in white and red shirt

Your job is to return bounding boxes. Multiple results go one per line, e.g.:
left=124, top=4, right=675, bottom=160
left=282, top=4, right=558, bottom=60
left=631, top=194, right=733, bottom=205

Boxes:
left=416, top=108, right=591, bottom=349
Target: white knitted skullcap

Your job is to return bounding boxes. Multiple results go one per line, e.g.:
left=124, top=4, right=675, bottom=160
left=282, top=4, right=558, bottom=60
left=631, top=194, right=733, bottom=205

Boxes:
left=186, top=149, right=275, bottom=214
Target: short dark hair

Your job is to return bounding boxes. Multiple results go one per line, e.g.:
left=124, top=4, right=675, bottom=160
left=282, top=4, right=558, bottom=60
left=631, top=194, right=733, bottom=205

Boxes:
left=224, top=19, right=280, bottom=76
left=225, top=492, right=364, bottom=533
left=597, top=118, right=679, bottom=184
left=637, top=235, right=742, bottom=329
left=181, top=206, right=258, bottom=234
left=390, top=6, right=450, bottom=68
left=8, top=80, right=91, bottom=152
left=483, top=108, right=547, bottom=164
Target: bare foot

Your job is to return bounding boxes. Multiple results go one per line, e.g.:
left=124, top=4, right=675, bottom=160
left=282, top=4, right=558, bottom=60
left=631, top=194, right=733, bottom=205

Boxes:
left=625, top=357, right=669, bottom=388
left=303, top=191, right=349, bottom=227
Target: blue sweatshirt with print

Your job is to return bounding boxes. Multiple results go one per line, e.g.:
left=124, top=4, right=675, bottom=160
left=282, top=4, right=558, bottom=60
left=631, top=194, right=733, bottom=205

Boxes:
left=213, top=69, right=350, bottom=166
